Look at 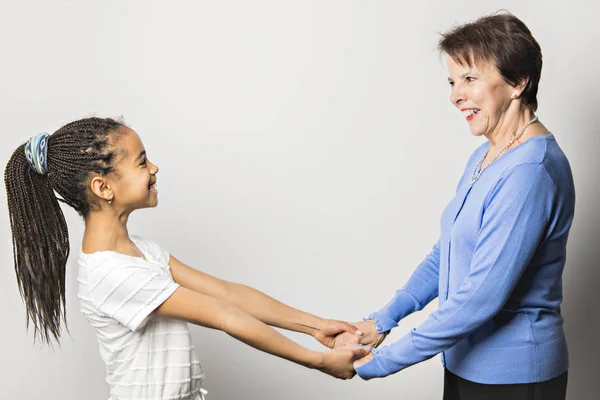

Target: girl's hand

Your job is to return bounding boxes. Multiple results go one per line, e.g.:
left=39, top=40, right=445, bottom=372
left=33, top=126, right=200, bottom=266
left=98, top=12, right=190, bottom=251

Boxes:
left=313, top=319, right=363, bottom=348
left=317, top=346, right=371, bottom=379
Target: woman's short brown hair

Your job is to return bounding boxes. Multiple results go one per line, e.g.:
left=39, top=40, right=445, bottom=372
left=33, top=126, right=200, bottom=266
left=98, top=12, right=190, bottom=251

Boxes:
left=438, top=12, right=543, bottom=111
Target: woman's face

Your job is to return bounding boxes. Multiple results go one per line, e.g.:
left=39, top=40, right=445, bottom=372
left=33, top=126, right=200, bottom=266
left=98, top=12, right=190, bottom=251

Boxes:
left=446, top=55, right=516, bottom=137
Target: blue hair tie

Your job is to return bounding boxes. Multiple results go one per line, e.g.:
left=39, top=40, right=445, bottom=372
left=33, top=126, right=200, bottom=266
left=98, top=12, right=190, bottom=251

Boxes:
left=24, top=133, right=50, bottom=175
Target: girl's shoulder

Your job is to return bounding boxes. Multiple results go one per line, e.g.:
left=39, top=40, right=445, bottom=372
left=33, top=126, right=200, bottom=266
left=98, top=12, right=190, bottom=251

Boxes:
left=78, top=236, right=170, bottom=269
left=130, top=235, right=171, bottom=265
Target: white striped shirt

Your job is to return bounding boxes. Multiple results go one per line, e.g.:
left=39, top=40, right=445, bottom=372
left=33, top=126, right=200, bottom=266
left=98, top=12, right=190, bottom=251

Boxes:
left=78, top=235, right=206, bottom=400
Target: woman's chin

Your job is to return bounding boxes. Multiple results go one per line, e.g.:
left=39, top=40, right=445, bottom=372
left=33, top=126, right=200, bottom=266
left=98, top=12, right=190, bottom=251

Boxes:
left=468, top=127, right=487, bottom=137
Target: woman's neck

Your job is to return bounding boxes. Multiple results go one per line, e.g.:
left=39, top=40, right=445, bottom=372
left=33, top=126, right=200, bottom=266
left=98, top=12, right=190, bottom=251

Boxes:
left=485, top=108, right=548, bottom=155
left=485, top=107, right=532, bottom=146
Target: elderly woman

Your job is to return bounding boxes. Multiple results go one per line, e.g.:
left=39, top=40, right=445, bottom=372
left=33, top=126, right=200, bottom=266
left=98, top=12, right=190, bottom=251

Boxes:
left=339, top=12, right=574, bottom=400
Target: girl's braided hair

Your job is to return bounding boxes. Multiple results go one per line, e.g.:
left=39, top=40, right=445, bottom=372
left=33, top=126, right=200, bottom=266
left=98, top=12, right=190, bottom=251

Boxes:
left=4, top=117, right=126, bottom=343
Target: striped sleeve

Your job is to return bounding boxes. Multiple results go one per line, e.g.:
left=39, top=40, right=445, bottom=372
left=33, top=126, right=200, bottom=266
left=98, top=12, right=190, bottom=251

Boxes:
left=87, top=260, right=179, bottom=331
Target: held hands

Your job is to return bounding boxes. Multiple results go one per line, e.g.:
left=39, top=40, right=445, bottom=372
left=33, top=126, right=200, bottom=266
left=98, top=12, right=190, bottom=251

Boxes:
left=312, top=319, right=364, bottom=349
left=312, top=319, right=384, bottom=379
left=334, top=319, right=387, bottom=349
left=334, top=320, right=385, bottom=374
left=311, top=319, right=371, bottom=379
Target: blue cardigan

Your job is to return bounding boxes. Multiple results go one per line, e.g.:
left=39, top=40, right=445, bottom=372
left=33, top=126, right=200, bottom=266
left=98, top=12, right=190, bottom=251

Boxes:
left=356, top=134, right=575, bottom=384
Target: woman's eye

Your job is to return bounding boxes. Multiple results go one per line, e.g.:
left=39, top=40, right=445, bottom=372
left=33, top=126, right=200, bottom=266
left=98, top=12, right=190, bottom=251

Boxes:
left=448, top=81, right=454, bottom=86
left=466, top=76, right=476, bottom=82
left=140, top=159, right=147, bottom=167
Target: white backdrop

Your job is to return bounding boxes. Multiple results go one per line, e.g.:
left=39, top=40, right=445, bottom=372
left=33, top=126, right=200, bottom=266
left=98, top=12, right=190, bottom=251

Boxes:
left=1, top=1, right=598, bottom=399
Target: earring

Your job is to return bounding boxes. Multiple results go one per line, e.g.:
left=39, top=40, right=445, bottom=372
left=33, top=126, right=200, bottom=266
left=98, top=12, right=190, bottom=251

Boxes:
left=108, top=198, right=113, bottom=204
left=512, top=93, right=518, bottom=99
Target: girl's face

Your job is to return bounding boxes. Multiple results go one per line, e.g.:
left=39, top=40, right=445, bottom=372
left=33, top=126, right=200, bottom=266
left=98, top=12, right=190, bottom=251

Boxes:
left=107, top=128, right=159, bottom=211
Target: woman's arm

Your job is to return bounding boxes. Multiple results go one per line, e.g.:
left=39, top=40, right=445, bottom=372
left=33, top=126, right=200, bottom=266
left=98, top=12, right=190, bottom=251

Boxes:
left=369, top=240, right=442, bottom=331
left=154, top=286, right=369, bottom=379
left=168, top=255, right=361, bottom=347
left=337, top=147, right=487, bottom=349
left=355, top=164, right=557, bottom=379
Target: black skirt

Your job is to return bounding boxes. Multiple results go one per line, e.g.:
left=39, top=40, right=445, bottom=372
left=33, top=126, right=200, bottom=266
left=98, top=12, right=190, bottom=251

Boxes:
left=443, top=369, right=568, bottom=400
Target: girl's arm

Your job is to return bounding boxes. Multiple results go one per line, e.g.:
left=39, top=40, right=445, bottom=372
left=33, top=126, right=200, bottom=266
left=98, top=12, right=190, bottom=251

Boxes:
left=168, top=255, right=361, bottom=348
left=154, top=285, right=368, bottom=379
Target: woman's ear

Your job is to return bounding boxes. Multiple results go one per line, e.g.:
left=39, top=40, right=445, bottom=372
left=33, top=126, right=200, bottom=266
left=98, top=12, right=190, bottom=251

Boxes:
left=89, top=176, right=113, bottom=202
left=512, top=77, right=530, bottom=99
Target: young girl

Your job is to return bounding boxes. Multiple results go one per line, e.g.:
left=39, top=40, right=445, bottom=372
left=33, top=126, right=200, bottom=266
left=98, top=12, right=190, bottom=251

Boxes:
left=4, top=117, right=368, bottom=400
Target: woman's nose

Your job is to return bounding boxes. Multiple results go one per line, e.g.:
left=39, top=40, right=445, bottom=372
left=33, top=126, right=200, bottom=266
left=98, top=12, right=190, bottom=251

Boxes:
left=450, top=84, right=466, bottom=106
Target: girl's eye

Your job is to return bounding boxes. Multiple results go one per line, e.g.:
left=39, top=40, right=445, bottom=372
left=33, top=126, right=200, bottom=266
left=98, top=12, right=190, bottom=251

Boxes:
left=466, top=76, right=476, bottom=82
left=448, top=81, right=454, bottom=86
left=140, top=159, right=147, bottom=167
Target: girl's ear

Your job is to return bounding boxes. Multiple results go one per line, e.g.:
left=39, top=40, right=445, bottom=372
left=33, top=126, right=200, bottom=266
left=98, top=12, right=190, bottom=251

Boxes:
left=89, top=176, right=113, bottom=202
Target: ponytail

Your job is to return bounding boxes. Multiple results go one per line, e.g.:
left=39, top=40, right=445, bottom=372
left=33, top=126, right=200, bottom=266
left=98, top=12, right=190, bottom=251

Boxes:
left=4, top=117, right=124, bottom=343
left=5, top=142, right=69, bottom=343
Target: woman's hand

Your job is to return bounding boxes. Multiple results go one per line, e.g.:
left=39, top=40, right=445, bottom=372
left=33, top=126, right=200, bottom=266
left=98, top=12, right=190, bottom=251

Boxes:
left=317, top=346, right=371, bottom=379
left=334, top=320, right=387, bottom=349
left=312, top=319, right=363, bottom=348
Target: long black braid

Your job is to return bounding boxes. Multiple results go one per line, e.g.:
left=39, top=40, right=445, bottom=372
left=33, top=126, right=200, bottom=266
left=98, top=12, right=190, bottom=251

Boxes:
left=4, top=117, right=126, bottom=344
